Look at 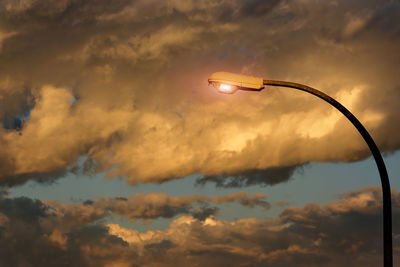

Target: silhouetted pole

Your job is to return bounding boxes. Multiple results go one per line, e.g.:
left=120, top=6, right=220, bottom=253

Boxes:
left=264, top=80, right=392, bottom=267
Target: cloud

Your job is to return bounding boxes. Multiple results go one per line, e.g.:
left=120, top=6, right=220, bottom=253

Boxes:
left=47, top=191, right=270, bottom=226
left=23, top=191, right=270, bottom=240
left=2, top=186, right=397, bottom=266
left=0, top=85, right=134, bottom=185
left=0, top=190, right=271, bottom=265
left=0, top=0, right=399, bottom=186
left=196, top=164, right=302, bottom=188
left=106, top=186, right=400, bottom=266
left=238, top=0, right=281, bottom=17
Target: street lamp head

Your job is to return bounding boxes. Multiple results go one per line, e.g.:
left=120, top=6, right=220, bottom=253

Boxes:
left=208, top=72, right=264, bottom=94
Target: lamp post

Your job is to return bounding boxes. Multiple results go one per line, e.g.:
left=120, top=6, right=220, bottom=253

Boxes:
left=208, top=71, right=392, bottom=267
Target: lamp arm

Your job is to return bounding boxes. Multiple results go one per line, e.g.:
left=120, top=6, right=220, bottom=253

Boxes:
left=263, top=80, right=392, bottom=267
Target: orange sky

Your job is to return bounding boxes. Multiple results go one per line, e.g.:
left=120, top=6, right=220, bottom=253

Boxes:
left=0, top=0, right=400, bottom=266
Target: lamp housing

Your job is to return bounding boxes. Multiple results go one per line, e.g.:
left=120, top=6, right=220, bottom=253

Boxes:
left=208, top=72, right=264, bottom=93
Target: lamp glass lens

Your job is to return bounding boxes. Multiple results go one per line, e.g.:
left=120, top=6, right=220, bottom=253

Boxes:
left=218, top=83, right=236, bottom=94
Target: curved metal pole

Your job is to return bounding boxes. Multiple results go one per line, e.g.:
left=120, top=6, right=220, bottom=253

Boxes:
left=263, top=80, right=392, bottom=267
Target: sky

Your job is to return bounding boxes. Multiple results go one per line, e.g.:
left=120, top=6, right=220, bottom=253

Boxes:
left=0, top=0, right=400, bottom=266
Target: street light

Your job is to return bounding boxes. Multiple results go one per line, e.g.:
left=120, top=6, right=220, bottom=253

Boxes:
left=208, top=71, right=393, bottom=267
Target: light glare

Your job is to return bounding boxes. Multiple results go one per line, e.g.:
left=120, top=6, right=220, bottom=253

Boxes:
left=218, top=83, right=236, bottom=94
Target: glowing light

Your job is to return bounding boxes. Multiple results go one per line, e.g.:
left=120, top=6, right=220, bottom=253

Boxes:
left=217, top=83, right=237, bottom=94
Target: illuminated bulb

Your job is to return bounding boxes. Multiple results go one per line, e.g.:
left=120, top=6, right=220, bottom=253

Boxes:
left=217, top=83, right=237, bottom=94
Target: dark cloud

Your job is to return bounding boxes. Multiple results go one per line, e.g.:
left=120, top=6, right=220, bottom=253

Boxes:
left=0, top=168, right=70, bottom=187
left=196, top=164, right=301, bottom=188
left=83, top=199, right=94, bottom=206
left=0, top=89, right=34, bottom=130
left=361, top=0, right=400, bottom=38
left=98, top=191, right=271, bottom=222
left=66, top=225, right=131, bottom=266
left=0, top=186, right=399, bottom=266
left=114, top=196, right=128, bottom=201
left=144, top=239, right=175, bottom=254
left=190, top=206, right=219, bottom=221
left=0, top=190, right=269, bottom=266
left=0, top=195, right=47, bottom=222
left=0, top=0, right=133, bottom=29
left=239, top=0, right=281, bottom=17
left=38, top=191, right=270, bottom=230
left=0, top=196, right=67, bottom=267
